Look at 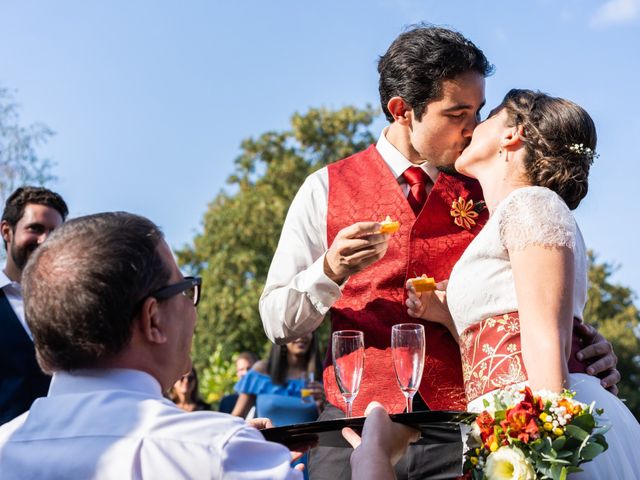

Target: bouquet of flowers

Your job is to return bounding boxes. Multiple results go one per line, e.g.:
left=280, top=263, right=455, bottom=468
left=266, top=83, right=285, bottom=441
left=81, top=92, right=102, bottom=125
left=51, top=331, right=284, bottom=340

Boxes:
left=463, top=386, right=608, bottom=480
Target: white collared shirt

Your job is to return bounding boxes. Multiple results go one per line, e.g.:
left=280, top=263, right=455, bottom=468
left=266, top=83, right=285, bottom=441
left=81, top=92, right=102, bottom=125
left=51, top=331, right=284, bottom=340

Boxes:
left=259, top=129, right=438, bottom=343
left=0, top=369, right=301, bottom=479
left=0, top=267, right=31, bottom=339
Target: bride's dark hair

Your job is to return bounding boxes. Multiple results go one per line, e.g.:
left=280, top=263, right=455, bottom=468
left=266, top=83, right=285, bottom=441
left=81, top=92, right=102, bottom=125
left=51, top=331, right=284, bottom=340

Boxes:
left=498, top=89, right=597, bottom=210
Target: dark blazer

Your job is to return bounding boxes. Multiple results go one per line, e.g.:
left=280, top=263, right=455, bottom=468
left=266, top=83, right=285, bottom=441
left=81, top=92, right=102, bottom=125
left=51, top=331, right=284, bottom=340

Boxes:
left=0, top=289, right=51, bottom=425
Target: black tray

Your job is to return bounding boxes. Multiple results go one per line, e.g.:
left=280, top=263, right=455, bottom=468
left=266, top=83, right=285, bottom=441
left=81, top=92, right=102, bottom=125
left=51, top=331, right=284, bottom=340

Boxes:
left=261, top=410, right=475, bottom=448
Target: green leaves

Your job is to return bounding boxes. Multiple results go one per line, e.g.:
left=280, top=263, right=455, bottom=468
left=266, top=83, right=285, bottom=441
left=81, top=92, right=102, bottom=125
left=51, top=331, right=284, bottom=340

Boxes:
left=0, top=86, right=56, bottom=205
left=551, top=436, right=566, bottom=451
left=199, top=344, right=237, bottom=407
left=579, top=442, right=605, bottom=461
left=570, top=413, right=595, bottom=432
left=176, top=106, right=378, bottom=375
left=584, top=252, right=640, bottom=421
left=564, top=424, right=589, bottom=442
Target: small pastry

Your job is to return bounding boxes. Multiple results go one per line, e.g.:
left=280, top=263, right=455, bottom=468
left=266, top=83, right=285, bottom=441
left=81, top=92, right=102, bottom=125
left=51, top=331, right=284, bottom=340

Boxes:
left=408, top=274, right=437, bottom=292
left=379, top=215, right=400, bottom=234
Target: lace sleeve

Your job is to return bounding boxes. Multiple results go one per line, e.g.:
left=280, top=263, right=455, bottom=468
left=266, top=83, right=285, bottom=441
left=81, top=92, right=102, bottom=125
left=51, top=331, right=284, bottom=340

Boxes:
left=499, top=187, right=576, bottom=251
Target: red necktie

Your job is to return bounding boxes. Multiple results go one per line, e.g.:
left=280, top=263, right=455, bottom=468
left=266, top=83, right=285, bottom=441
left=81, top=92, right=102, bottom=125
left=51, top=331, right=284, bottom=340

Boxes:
left=402, top=166, right=430, bottom=216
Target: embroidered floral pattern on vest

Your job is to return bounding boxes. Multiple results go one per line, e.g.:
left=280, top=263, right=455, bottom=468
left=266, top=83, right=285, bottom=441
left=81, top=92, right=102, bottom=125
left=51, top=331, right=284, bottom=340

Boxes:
left=459, top=312, right=528, bottom=403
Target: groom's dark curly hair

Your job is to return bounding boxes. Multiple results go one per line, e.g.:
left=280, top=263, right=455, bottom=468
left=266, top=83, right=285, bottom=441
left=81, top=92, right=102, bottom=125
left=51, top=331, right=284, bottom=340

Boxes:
left=378, top=25, right=494, bottom=122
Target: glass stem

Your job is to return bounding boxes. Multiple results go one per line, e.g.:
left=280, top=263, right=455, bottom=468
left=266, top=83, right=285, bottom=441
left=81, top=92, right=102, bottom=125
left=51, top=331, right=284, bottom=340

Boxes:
left=346, top=400, right=353, bottom=418
left=406, top=394, right=413, bottom=414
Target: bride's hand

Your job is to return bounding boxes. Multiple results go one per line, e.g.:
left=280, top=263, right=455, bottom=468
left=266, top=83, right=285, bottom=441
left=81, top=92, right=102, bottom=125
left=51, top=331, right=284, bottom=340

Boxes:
left=405, top=280, right=458, bottom=341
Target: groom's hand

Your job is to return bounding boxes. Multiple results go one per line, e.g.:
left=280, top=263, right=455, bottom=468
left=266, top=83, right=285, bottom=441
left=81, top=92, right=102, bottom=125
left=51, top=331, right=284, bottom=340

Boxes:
left=324, top=222, right=390, bottom=284
left=575, top=322, right=620, bottom=395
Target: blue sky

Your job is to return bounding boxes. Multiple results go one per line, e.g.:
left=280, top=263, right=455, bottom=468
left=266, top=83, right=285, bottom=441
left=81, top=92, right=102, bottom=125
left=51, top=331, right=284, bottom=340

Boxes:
left=1, top=0, right=639, bottom=295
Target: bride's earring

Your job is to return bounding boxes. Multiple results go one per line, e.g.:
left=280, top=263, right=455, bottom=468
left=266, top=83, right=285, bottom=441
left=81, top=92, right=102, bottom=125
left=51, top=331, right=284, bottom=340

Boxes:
left=498, top=149, right=503, bottom=158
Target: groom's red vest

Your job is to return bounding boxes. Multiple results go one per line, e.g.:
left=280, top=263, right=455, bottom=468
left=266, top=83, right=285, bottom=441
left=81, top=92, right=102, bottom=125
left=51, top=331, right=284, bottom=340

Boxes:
left=323, top=146, right=488, bottom=415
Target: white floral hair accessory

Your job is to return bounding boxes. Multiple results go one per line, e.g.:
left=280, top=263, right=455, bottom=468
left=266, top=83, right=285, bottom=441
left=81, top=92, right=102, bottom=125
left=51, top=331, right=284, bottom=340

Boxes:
left=568, top=143, right=598, bottom=161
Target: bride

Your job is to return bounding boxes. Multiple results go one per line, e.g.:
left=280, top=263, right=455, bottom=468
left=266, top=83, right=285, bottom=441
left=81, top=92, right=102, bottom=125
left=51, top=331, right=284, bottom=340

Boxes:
left=406, top=89, right=640, bottom=478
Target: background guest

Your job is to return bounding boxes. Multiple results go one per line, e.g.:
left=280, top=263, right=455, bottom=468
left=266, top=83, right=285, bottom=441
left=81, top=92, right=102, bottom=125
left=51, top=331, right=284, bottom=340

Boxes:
left=231, top=333, right=324, bottom=424
left=0, top=186, right=68, bottom=425
left=219, top=350, right=259, bottom=414
left=168, top=367, right=211, bottom=412
left=232, top=333, right=324, bottom=479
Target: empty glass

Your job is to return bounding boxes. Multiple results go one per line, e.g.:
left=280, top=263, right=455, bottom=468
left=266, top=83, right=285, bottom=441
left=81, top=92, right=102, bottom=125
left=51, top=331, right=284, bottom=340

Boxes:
left=391, top=323, right=425, bottom=413
left=332, top=330, right=365, bottom=417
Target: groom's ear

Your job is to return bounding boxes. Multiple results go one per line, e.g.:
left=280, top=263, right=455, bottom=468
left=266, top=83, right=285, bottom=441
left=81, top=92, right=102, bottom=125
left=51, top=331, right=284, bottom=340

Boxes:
left=387, top=97, right=411, bottom=125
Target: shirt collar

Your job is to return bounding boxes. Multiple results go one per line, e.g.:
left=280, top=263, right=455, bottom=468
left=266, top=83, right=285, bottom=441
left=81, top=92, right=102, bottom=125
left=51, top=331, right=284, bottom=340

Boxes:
left=48, top=368, right=163, bottom=398
left=375, top=127, right=440, bottom=184
left=0, top=266, right=16, bottom=290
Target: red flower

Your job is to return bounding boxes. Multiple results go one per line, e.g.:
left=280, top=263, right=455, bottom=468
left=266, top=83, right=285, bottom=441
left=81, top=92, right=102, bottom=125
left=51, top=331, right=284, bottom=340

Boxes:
left=521, top=386, right=544, bottom=414
left=500, top=399, right=541, bottom=444
left=476, top=411, right=494, bottom=442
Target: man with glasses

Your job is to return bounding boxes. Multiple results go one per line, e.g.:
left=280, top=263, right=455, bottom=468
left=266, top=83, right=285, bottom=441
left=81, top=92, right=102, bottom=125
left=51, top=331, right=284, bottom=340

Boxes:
left=1, top=186, right=68, bottom=425
left=0, top=212, right=418, bottom=479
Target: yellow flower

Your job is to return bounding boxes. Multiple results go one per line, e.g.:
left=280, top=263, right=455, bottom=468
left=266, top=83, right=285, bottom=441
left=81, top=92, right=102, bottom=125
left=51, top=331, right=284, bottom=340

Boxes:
left=544, top=422, right=554, bottom=431
left=450, top=196, right=480, bottom=230
left=553, top=427, right=564, bottom=436
left=470, top=457, right=479, bottom=466
left=539, top=412, right=549, bottom=422
left=485, top=446, right=535, bottom=480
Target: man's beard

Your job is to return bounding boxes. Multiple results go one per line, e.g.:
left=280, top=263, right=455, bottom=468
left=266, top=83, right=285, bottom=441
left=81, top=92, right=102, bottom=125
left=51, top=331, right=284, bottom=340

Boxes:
left=436, top=164, right=458, bottom=175
left=10, top=241, right=36, bottom=272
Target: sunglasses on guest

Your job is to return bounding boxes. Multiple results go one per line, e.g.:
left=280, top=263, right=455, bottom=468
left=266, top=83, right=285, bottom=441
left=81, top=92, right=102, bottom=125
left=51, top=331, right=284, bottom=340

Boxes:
left=148, top=276, right=202, bottom=307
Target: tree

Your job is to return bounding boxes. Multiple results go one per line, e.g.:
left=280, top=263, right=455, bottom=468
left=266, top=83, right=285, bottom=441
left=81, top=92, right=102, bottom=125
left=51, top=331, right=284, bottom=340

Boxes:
left=177, top=106, right=377, bottom=369
left=583, top=252, right=640, bottom=420
left=0, top=87, right=56, bottom=204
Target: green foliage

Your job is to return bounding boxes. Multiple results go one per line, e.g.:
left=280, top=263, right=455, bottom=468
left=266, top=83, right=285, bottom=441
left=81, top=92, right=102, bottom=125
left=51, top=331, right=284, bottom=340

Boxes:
left=0, top=87, right=56, bottom=204
left=199, top=344, right=238, bottom=408
left=583, top=252, right=640, bottom=420
left=177, top=105, right=378, bottom=370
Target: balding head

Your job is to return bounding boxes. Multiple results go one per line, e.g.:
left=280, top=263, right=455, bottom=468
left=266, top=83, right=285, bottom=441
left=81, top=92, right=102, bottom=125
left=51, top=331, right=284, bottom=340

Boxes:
left=22, top=212, right=171, bottom=373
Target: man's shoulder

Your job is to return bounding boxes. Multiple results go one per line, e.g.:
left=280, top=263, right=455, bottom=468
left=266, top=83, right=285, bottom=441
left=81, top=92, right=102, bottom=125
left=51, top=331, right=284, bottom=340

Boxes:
left=143, top=399, right=249, bottom=441
left=0, top=411, right=28, bottom=443
left=328, top=145, right=378, bottom=171
left=3, top=391, right=251, bottom=449
left=298, top=145, right=378, bottom=190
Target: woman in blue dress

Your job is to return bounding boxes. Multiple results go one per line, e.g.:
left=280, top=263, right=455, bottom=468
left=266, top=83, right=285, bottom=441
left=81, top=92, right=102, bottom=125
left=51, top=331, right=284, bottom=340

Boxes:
left=232, top=332, right=324, bottom=425
left=232, top=333, right=324, bottom=479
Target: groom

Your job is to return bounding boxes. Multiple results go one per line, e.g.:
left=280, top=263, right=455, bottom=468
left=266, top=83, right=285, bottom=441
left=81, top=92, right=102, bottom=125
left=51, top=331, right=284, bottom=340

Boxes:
left=260, top=25, right=619, bottom=479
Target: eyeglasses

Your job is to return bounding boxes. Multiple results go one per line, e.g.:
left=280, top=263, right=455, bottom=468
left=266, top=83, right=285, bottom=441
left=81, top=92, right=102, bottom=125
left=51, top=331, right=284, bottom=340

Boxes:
left=148, top=276, right=202, bottom=307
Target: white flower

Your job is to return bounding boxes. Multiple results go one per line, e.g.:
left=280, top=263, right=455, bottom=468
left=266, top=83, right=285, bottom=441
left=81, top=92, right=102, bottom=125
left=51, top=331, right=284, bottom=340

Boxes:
left=537, top=389, right=561, bottom=403
left=485, top=446, right=535, bottom=480
left=470, top=422, right=482, bottom=443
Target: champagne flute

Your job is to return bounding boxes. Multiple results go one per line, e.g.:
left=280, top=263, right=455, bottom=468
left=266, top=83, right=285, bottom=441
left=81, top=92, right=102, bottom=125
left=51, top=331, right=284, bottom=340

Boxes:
left=332, top=330, right=365, bottom=418
left=391, top=323, right=425, bottom=413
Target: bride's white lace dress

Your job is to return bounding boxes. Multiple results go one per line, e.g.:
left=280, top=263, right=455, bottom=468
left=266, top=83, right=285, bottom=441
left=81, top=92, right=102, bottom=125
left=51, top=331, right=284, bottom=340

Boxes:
left=447, top=186, right=640, bottom=479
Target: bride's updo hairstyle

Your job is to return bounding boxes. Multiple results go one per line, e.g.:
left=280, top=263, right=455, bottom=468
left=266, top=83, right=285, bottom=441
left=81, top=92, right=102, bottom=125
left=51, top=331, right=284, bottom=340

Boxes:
left=498, top=89, right=597, bottom=210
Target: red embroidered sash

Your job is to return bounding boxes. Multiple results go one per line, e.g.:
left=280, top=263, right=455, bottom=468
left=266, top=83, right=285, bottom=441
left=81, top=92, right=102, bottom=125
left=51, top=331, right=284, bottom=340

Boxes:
left=460, top=313, right=589, bottom=404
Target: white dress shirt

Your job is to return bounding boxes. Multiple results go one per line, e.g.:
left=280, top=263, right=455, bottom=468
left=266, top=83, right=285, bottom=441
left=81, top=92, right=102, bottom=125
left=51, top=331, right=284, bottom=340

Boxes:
left=0, top=267, right=31, bottom=339
left=259, top=129, right=439, bottom=344
left=0, top=369, right=301, bottom=480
